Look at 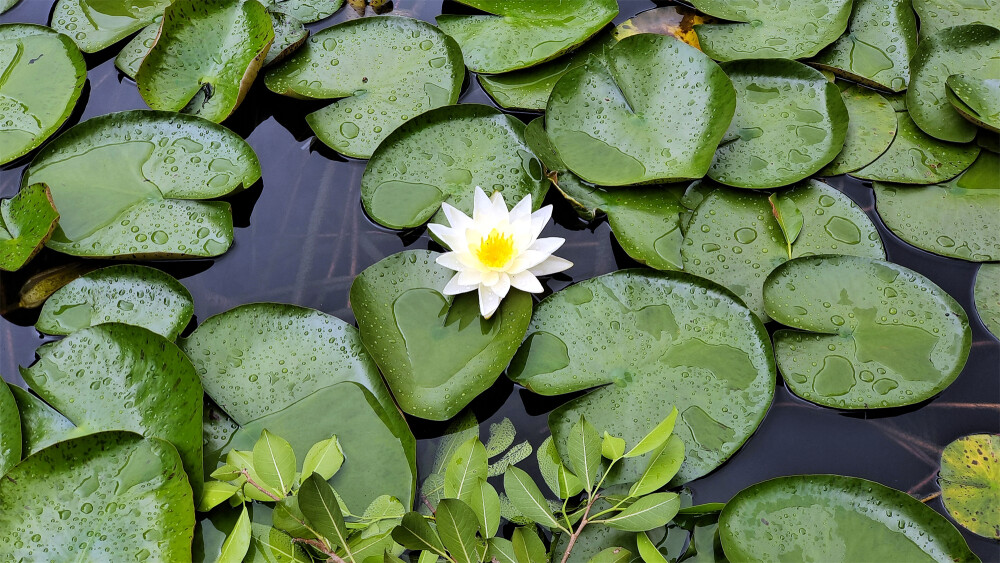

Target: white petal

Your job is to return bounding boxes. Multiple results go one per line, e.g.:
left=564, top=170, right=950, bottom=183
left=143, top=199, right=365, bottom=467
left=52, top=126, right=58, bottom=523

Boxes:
left=457, top=268, right=483, bottom=286
left=489, top=190, right=509, bottom=218
left=478, top=285, right=501, bottom=319
left=435, top=252, right=465, bottom=272
left=442, top=202, right=474, bottom=232
left=492, top=272, right=511, bottom=299
left=528, top=204, right=553, bottom=241
left=528, top=237, right=565, bottom=256
left=528, top=255, right=573, bottom=276
left=509, top=194, right=533, bottom=224
left=481, top=269, right=500, bottom=287
left=426, top=223, right=465, bottom=251
left=472, top=186, right=492, bottom=223
left=510, top=271, right=544, bottom=293
left=508, top=250, right=556, bottom=274
left=443, top=274, right=477, bottom=295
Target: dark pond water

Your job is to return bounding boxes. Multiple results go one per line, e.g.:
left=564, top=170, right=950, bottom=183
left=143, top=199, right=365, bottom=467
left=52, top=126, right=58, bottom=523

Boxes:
left=1, top=1, right=998, bottom=560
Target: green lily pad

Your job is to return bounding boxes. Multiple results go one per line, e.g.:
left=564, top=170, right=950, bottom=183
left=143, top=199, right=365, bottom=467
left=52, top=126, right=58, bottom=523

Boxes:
left=852, top=111, right=982, bottom=184
left=360, top=104, right=548, bottom=230
left=350, top=250, right=532, bottom=421
left=939, top=433, right=1000, bottom=539
left=546, top=33, right=736, bottom=186
left=947, top=74, right=1000, bottom=132
left=435, top=0, right=618, bottom=74
left=812, top=0, right=918, bottom=92
left=719, top=474, right=979, bottom=562
left=913, top=0, right=1000, bottom=36
left=0, top=0, right=18, bottom=14
left=907, top=24, right=1000, bottom=143
left=23, top=110, right=261, bottom=259
left=509, top=270, right=775, bottom=484
left=114, top=18, right=158, bottom=79
left=682, top=179, right=885, bottom=321
left=0, top=382, right=19, bottom=475
left=874, top=151, right=1000, bottom=261
left=691, top=0, right=852, bottom=61
left=0, top=431, right=196, bottom=562
left=263, top=0, right=344, bottom=23
left=36, top=264, right=194, bottom=340
left=764, top=255, right=971, bottom=409
left=0, top=183, right=59, bottom=272
left=0, top=24, right=86, bottom=165
left=8, top=384, right=86, bottom=456
left=707, top=59, right=848, bottom=189
left=136, top=0, right=275, bottom=123
left=975, top=263, right=1000, bottom=338
left=818, top=84, right=898, bottom=176
left=50, top=0, right=171, bottom=53
left=262, top=12, right=307, bottom=67
left=20, top=323, right=205, bottom=491
left=264, top=17, right=463, bottom=159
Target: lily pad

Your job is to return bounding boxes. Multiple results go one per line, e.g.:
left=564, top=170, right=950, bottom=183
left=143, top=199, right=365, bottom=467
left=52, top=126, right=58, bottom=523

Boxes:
left=939, top=433, right=1000, bottom=539
left=50, top=0, right=171, bottom=53
left=8, top=384, right=85, bottom=456
left=23, top=110, right=261, bottom=258
left=435, top=0, right=618, bottom=74
left=0, top=382, right=19, bottom=475
left=707, top=59, right=848, bottom=189
left=947, top=74, right=1000, bottom=132
left=263, top=0, right=344, bottom=23
left=907, top=24, right=1000, bottom=143
left=264, top=17, right=463, bottom=158
left=262, top=12, right=308, bottom=67
left=509, top=270, right=775, bottom=484
left=691, top=0, right=852, bottom=61
left=0, top=0, right=18, bottom=14
left=913, top=0, right=1000, bottom=36
left=719, top=474, right=979, bottom=562
left=360, top=104, right=548, bottom=230
left=812, top=0, right=918, bottom=92
left=36, top=264, right=194, bottom=340
left=351, top=250, right=532, bottom=421
left=0, top=183, right=59, bottom=272
left=0, top=431, right=196, bottom=562
left=136, top=0, right=275, bottom=123
left=818, top=84, right=898, bottom=176
left=114, top=18, right=158, bottom=79
left=975, top=263, right=1000, bottom=338
left=546, top=33, right=736, bottom=186
left=0, top=24, right=86, bottom=165
left=764, top=255, right=971, bottom=409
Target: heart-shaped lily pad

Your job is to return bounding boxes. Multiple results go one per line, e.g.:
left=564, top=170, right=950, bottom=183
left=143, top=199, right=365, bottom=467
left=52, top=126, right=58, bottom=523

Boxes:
left=262, top=0, right=343, bottom=23
left=114, top=18, right=158, bottom=79
left=939, top=433, right=1000, bottom=539
left=975, top=263, right=1000, bottom=338
left=0, top=382, right=19, bottom=475
left=908, top=24, right=1000, bottom=143
left=720, top=475, right=979, bottom=562
left=361, top=104, right=548, bottom=229
left=136, top=0, right=275, bottom=123
left=36, top=264, right=194, bottom=340
left=23, top=110, right=261, bottom=258
left=351, top=250, right=532, bottom=421
left=509, top=270, right=775, bottom=484
left=874, top=151, right=1000, bottom=261
left=0, top=431, right=196, bottom=562
left=20, top=323, right=205, bottom=491
left=947, top=74, right=1000, bottom=132
left=913, top=0, right=1000, bottom=36
left=8, top=384, right=85, bottom=456
left=547, top=33, right=736, bottom=186
left=682, top=180, right=885, bottom=320
left=435, top=0, right=618, bottom=74
left=0, top=24, right=86, bottom=165
left=264, top=16, right=463, bottom=158
left=812, top=0, right=918, bottom=92
left=818, top=84, right=898, bottom=176
left=691, top=0, right=852, bottom=61
left=50, top=0, right=171, bottom=53
left=764, top=255, right=971, bottom=409
left=0, top=183, right=59, bottom=272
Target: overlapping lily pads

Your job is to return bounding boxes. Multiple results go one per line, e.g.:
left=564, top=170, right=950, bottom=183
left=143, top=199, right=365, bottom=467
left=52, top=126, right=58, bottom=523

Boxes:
left=975, top=263, right=1000, bottom=338
left=913, top=0, right=1000, bottom=35
left=765, top=255, right=971, bottom=409
left=0, top=24, right=86, bottom=165
left=0, top=183, right=59, bottom=272
left=939, top=433, right=1000, bottom=539
left=818, top=84, right=898, bottom=176
left=262, top=0, right=343, bottom=23
left=114, top=18, right=158, bottom=79
left=23, top=110, right=260, bottom=258
left=264, top=17, right=463, bottom=158
left=435, top=0, right=618, bottom=74
left=49, top=0, right=171, bottom=53
left=947, top=74, right=1000, bottom=132
left=8, top=384, right=85, bottom=456
left=719, top=475, right=979, bottom=561
left=0, top=382, right=19, bottom=475
left=262, top=12, right=308, bottom=67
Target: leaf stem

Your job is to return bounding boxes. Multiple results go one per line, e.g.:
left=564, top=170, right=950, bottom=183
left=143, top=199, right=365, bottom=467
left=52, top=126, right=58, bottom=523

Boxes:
left=241, top=469, right=283, bottom=502
left=292, top=538, right=348, bottom=563
left=560, top=493, right=600, bottom=563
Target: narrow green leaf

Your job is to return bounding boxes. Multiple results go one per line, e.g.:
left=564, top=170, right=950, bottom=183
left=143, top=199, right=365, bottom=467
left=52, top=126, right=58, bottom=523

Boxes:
left=603, top=493, right=681, bottom=532
left=512, top=526, right=547, bottom=563
left=417, top=550, right=442, bottom=563
left=487, top=537, right=518, bottom=563
left=198, top=480, right=238, bottom=512
left=392, top=512, right=447, bottom=557
left=210, top=464, right=242, bottom=481
left=589, top=547, right=632, bottom=563
left=568, top=415, right=603, bottom=492
left=299, top=473, right=351, bottom=554
left=301, top=435, right=345, bottom=483
left=272, top=496, right=313, bottom=538
left=436, top=499, right=481, bottom=563
left=677, top=503, right=725, bottom=515
left=769, top=193, right=804, bottom=258
left=362, top=495, right=406, bottom=522
left=636, top=531, right=668, bottom=563
left=557, top=463, right=584, bottom=499
left=601, top=432, right=626, bottom=461
left=250, top=524, right=311, bottom=562
left=625, top=407, right=678, bottom=459
left=503, top=466, right=564, bottom=531
left=350, top=529, right=396, bottom=561
left=470, top=479, right=501, bottom=538
left=536, top=436, right=563, bottom=497
left=253, top=429, right=296, bottom=496
left=217, top=506, right=251, bottom=563
left=445, top=437, right=489, bottom=503
left=629, top=435, right=685, bottom=497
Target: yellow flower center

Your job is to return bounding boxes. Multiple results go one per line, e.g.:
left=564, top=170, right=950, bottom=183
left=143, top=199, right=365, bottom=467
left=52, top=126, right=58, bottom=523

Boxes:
left=475, top=229, right=515, bottom=269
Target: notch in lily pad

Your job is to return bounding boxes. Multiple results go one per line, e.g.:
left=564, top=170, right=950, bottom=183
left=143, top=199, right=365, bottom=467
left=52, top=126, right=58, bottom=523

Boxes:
left=947, top=74, right=1000, bottom=133
left=0, top=184, right=59, bottom=272
left=49, top=0, right=172, bottom=53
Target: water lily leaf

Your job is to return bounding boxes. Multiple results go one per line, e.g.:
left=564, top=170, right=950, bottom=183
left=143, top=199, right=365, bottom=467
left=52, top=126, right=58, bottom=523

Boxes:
left=361, top=104, right=547, bottom=230
left=510, top=270, right=775, bottom=484
left=114, top=18, right=158, bottom=79
left=939, top=433, right=1000, bottom=539
left=263, top=12, right=307, bottom=67
left=7, top=385, right=85, bottom=455
left=875, top=151, right=1000, bottom=261
left=20, top=323, right=205, bottom=492
left=0, top=431, right=195, bottom=561
left=812, top=0, right=918, bottom=92
left=0, top=0, right=18, bottom=14
left=707, top=59, right=848, bottom=188
left=682, top=180, right=885, bottom=320
left=0, top=24, right=86, bottom=165
left=0, top=183, right=59, bottom=272
left=765, top=255, right=971, bottom=409
left=351, top=250, right=532, bottom=420
left=136, top=0, right=275, bottom=123
left=547, top=34, right=736, bottom=186
left=435, top=0, right=618, bottom=74
left=0, top=382, right=19, bottom=475
left=719, top=474, right=979, bottom=562
left=263, top=0, right=344, bottom=23
left=691, top=0, right=852, bottom=61
left=49, top=0, right=171, bottom=53
left=36, top=264, right=194, bottom=339
left=975, top=263, right=1000, bottom=338
left=907, top=24, right=1000, bottom=143
left=266, top=17, right=462, bottom=160
left=818, top=84, right=897, bottom=176
left=852, top=111, right=981, bottom=183
left=913, top=0, right=1000, bottom=36
left=24, top=110, right=260, bottom=259
left=947, top=74, right=1000, bottom=132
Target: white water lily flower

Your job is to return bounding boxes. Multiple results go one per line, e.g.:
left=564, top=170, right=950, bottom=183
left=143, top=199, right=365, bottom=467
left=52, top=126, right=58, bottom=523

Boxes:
left=427, top=186, right=572, bottom=319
